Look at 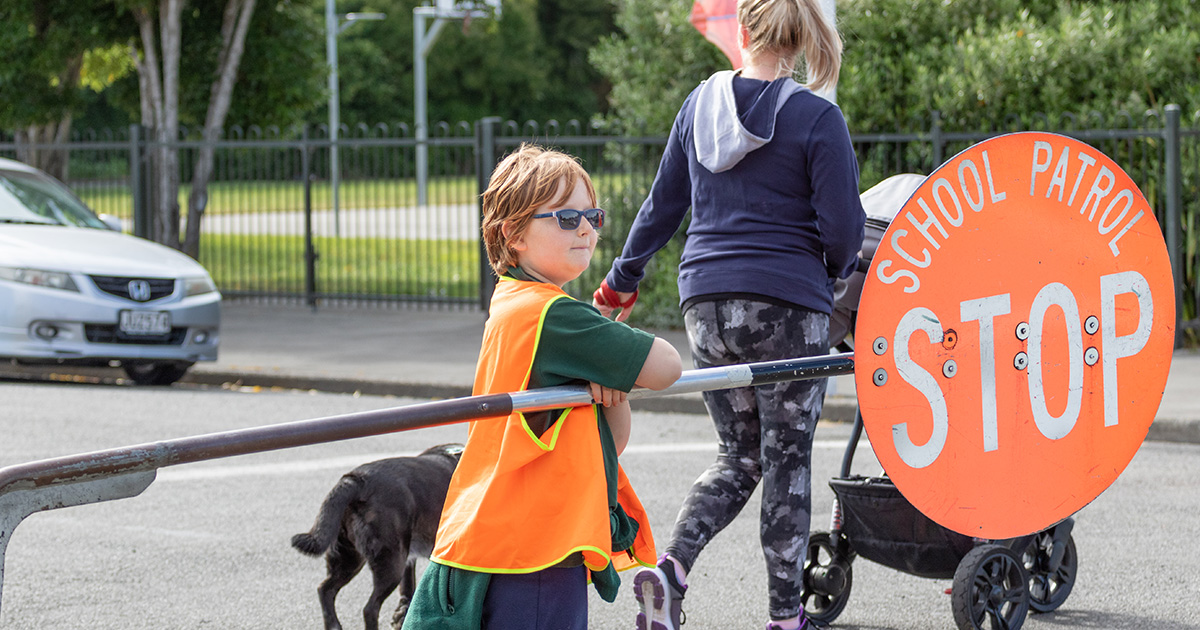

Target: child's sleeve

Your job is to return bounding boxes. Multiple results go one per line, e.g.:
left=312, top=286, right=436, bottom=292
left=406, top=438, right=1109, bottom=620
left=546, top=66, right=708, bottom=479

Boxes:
left=531, top=298, right=656, bottom=392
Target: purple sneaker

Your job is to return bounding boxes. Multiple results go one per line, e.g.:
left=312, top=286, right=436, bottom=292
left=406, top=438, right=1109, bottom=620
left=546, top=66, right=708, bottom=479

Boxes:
left=765, top=610, right=828, bottom=630
left=633, top=559, right=686, bottom=630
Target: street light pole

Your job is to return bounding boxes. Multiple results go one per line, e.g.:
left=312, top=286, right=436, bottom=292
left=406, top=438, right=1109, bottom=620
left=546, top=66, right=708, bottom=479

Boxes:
left=814, top=0, right=838, bottom=103
left=325, top=0, right=340, bottom=236
left=325, top=1, right=384, bottom=237
left=413, top=1, right=500, bottom=208
left=413, top=7, right=446, bottom=208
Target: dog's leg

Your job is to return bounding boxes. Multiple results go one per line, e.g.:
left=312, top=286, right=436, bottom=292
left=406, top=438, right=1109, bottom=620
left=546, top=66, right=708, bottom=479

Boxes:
left=319, top=536, right=365, bottom=630
left=363, top=545, right=405, bottom=630
left=390, top=557, right=419, bottom=630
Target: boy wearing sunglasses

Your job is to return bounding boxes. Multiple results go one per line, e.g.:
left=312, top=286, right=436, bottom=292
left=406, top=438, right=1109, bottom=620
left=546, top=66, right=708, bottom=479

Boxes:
left=403, top=144, right=682, bottom=630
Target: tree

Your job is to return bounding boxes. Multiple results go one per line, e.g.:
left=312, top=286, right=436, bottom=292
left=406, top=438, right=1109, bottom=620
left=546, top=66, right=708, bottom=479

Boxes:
left=0, top=1, right=132, bottom=178
left=326, top=0, right=617, bottom=128
left=590, top=0, right=1200, bottom=134
left=588, top=0, right=726, bottom=134
left=836, top=0, right=1200, bottom=131
left=117, top=0, right=323, bottom=256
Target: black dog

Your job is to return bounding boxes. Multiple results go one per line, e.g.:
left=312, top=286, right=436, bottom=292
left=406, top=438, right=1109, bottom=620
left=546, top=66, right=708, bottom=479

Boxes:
left=291, top=443, right=463, bottom=630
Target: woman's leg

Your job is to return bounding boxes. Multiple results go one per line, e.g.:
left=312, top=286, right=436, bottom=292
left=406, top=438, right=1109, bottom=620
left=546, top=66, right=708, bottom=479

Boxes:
left=666, top=300, right=765, bottom=572
left=674, top=300, right=829, bottom=620
left=755, top=309, right=828, bottom=619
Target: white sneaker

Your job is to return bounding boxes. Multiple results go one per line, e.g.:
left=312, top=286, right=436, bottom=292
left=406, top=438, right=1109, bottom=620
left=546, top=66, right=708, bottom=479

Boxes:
left=633, top=559, right=686, bottom=630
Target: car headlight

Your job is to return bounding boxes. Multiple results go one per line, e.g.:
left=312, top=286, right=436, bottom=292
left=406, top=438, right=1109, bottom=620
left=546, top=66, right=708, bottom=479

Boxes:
left=0, top=266, right=80, bottom=292
left=184, top=275, right=218, bottom=297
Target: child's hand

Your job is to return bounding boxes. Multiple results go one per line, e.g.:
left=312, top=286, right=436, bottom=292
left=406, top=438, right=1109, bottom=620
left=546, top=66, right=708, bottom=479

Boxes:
left=588, top=382, right=628, bottom=407
left=592, top=382, right=632, bottom=454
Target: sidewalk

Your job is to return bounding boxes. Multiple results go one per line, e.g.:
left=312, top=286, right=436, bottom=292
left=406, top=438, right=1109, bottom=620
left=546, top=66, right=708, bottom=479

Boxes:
left=182, top=302, right=1200, bottom=444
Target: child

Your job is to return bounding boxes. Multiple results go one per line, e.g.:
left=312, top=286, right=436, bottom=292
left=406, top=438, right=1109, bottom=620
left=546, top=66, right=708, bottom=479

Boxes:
left=402, top=144, right=683, bottom=630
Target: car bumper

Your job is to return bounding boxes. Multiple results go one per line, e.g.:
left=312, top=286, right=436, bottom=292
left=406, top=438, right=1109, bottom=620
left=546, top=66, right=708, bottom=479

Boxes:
left=0, top=283, right=220, bottom=364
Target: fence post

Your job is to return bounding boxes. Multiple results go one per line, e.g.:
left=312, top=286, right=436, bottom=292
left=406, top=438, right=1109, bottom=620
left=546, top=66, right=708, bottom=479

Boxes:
left=1164, top=104, right=1183, bottom=348
left=476, top=116, right=502, bottom=311
left=931, top=110, right=944, bottom=170
left=129, top=124, right=149, bottom=239
left=301, top=126, right=319, bottom=311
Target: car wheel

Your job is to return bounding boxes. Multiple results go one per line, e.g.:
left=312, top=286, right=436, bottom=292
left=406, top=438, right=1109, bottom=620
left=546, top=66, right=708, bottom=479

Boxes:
left=122, top=361, right=194, bottom=386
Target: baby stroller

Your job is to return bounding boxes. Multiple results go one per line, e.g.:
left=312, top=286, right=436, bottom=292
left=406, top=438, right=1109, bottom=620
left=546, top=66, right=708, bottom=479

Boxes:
left=802, top=175, right=1080, bottom=630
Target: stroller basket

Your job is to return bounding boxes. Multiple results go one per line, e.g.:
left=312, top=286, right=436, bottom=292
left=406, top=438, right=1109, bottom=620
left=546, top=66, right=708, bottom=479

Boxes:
left=830, top=475, right=977, bottom=579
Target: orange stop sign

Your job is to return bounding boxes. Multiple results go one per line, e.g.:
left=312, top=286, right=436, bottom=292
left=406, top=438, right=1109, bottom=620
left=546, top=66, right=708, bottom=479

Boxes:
left=854, top=132, right=1175, bottom=539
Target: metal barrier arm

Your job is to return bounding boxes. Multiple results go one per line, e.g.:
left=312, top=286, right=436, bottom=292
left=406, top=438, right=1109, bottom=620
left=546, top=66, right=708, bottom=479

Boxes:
left=0, top=352, right=853, bottom=612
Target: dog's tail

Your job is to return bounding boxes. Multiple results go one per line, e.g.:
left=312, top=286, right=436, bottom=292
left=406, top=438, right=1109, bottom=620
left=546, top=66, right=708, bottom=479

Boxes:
left=291, top=474, right=361, bottom=556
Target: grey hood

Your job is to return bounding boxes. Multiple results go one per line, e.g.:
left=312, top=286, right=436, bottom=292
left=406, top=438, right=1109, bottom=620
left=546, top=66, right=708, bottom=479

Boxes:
left=693, top=70, right=808, bottom=173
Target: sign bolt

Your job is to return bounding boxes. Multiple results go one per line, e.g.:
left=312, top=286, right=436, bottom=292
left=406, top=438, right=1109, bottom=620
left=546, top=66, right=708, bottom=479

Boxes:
left=942, top=359, right=957, bottom=378
left=1085, top=347, right=1099, bottom=365
left=873, top=337, right=888, bottom=355
left=873, top=368, right=888, bottom=386
left=1014, top=352, right=1029, bottom=370
left=1085, top=315, right=1099, bottom=335
left=1016, top=322, right=1030, bottom=340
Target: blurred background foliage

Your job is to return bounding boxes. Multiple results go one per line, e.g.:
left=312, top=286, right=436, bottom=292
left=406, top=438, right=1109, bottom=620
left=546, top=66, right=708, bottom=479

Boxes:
left=5, top=0, right=1196, bottom=139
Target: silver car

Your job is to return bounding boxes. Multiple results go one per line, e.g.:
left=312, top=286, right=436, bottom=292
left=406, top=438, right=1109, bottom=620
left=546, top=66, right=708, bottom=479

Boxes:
left=0, top=157, right=220, bottom=385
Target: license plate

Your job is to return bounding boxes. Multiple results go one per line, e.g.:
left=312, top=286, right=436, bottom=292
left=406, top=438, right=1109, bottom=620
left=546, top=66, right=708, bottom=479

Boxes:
left=119, top=310, right=171, bottom=335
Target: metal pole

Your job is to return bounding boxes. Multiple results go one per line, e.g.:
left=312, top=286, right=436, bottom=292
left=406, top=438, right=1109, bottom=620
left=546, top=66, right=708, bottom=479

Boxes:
left=1164, top=104, right=1183, bottom=348
left=814, top=0, right=837, bottom=104
left=476, top=116, right=501, bottom=310
left=0, top=352, right=851, bottom=611
left=414, top=7, right=447, bottom=208
left=325, top=0, right=341, bottom=237
left=931, top=110, right=944, bottom=169
left=324, top=9, right=385, bottom=236
left=128, top=124, right=147, bottom=238
left=415, top=9, right=427, bottom=207
left=0, top=354, right=853, bottom=493
left=302, top=127, right=318, bottom=312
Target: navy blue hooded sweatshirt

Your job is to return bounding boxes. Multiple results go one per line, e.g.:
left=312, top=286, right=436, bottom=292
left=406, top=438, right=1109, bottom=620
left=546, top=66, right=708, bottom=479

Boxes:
left=605, top=71, right=866, bottom=315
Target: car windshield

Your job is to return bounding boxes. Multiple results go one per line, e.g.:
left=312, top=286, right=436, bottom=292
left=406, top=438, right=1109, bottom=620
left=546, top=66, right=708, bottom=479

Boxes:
left=0, top=168, right=108, bottom=229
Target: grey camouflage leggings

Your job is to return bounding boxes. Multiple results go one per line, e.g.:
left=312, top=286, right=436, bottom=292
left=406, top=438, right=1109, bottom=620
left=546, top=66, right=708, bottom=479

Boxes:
left=669, top=299, right=829, bottom=620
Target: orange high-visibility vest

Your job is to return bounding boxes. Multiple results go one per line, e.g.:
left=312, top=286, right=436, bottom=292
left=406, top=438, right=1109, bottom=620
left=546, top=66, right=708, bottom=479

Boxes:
left=431, top=278, right=656, bottom=574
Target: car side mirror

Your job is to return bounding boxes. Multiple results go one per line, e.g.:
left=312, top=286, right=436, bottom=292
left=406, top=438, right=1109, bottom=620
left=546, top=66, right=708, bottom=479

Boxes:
left=99, top=214, right=124, bottom=232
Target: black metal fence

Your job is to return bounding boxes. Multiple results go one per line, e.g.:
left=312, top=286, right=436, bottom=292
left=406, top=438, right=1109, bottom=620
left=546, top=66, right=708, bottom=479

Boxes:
left=1, top=109, right=1196, bottom=338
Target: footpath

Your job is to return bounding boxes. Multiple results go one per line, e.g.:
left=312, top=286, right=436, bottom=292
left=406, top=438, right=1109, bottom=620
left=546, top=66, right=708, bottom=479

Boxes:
left=177, top=302, right=1200, bottom=445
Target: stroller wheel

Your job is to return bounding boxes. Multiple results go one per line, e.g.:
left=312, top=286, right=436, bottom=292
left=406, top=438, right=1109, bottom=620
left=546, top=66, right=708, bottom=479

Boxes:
left=1023, top=526, right=1078, bottom=613
left=951, top=544, right=1030, bottom=630
left=801, top=531, right=853, bottom=624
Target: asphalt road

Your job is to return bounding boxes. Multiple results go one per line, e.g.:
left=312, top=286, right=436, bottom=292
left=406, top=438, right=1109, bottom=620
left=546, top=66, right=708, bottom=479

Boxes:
left=1, top=380, right=1198, bottom=629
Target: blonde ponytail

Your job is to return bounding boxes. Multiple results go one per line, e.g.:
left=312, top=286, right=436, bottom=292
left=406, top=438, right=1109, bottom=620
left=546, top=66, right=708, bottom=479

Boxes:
left=736, top=0, right=842, bottom=91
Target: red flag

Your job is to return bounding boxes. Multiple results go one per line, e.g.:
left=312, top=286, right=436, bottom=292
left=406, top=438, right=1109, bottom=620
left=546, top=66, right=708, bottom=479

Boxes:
left=690, top=0, right=741, bottom=69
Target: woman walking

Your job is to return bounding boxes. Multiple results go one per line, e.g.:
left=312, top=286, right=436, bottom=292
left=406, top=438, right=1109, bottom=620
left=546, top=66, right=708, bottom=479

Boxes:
left=592, top=1, right=865, bottom=628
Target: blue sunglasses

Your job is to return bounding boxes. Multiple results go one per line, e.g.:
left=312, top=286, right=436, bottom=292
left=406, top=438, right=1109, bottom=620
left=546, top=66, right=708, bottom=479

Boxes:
left=532, top=208, right=605, bottom=230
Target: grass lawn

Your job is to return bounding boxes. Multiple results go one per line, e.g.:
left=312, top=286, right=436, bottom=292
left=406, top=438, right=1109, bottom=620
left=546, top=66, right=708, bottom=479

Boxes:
left=75, top=177, right=480, bottom=217
left=200, top=233, right=480, bottom=299
left=74, top=173, right=642, bottom=218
